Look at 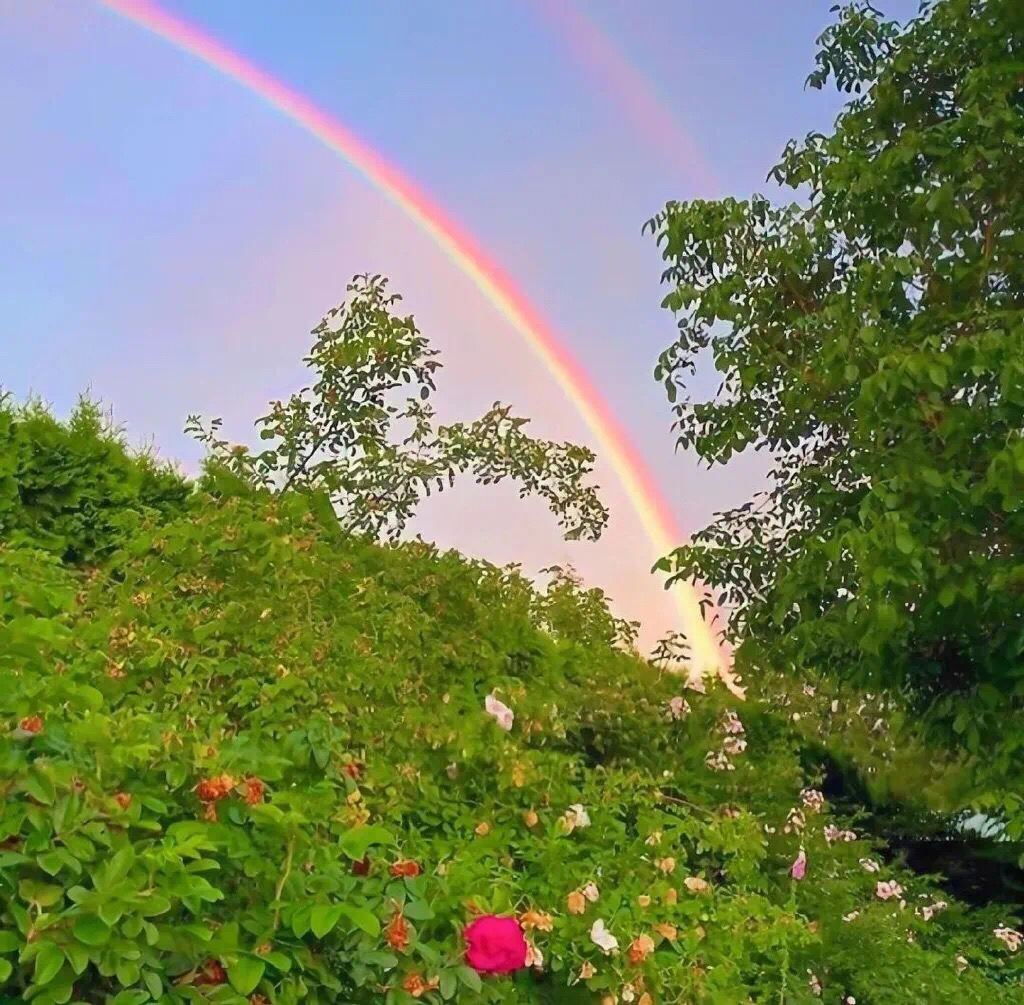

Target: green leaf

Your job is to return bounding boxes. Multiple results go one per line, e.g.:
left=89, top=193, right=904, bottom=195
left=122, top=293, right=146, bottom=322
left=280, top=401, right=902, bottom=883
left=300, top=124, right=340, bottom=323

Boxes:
left=229, top=956, right=266, bottom=995
left=456, top=966, right=483, bottom=992
left=439, top=969, right=457, bottom=1000
left=0, top=931, right=20, bottom=953
left=310, top=905, right=343, bottom=938
left=339, top=825, right=393, bottom=861
left=72, top=915, right=111, bottom=946
left=23, top=771, right=56, bottom=806
left=340, top=904, right=380, bottom=936
left=34, top=943, right=65, bottom=985
left=143, top=971, right=163, bottom=999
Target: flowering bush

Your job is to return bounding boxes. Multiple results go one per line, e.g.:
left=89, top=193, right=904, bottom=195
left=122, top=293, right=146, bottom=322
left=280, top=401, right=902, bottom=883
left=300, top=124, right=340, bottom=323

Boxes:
left=1, top=408, right=1021, bottom=1003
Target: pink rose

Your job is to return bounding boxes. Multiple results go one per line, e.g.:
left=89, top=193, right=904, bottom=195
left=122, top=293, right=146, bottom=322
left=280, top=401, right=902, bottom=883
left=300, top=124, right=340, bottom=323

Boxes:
left=464, top=915, right=528, bottom=974
left=790, top=848, right=807, bottom=880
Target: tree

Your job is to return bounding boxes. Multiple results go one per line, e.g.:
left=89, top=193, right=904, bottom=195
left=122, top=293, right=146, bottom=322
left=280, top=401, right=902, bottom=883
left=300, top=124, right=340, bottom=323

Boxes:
left=186, top=274, right=608, bottom=544
left=646, top=0, right=1024, bottom=831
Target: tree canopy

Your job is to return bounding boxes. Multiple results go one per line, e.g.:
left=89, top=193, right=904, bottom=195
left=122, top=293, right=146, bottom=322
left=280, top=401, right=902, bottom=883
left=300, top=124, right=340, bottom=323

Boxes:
left=647, top=0, right=1024, bottom=833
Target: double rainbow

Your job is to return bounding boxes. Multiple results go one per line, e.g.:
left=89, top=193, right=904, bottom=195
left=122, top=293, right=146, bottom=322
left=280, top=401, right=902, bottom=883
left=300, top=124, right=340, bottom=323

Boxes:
left=94, top=0, right=729, bottom=684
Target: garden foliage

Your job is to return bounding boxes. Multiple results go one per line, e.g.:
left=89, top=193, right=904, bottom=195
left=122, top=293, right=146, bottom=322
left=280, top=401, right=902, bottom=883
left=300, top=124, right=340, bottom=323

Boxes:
left=0, top=402, right=1021, bottom=1004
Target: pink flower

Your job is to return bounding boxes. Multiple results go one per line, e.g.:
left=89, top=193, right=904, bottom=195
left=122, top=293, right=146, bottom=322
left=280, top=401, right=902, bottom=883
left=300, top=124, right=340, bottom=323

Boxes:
left=875, top=880, right=904, bottom=901
left=484, top=693, right=514, bottom=731
left=790, top=848, right=807, bottom=880
left=667, top=696, right=690, bottom=721
left=464, top=916, right=528, bottom=974
left=994, top=926, right=1023, bottom=952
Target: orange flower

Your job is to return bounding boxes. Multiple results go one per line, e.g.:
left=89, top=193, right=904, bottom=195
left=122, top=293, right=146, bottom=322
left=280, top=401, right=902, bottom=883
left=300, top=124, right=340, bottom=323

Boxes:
left=474, top=821, right=491, bottom=837
left=684, top=876, right=710, bottom=894
left=387, top=912, right=410, bottom=951
left=403, top=974, right=439, bottom=997
left=628, top=934, right=655, bottom=965
left=196, top=774, right=236, bottom=804
left=579, top=961, right=597, bottom=980
left=637, top=895, right=652, bottom=908
left=638, top=994, right=654, bottom=1005
left=664, top=888, right=678, bottom=905
left=656, top=857, right=676, bottom=874
left=520, top=909, right=554, bottom=933
left=390, top=859, right=421, bottom=879
left=18, top=715, right=43, bottom=735
left=114, top=792, right=132, bottom=810
left=243, top=777, right=266, bottom=805
left=567, top=891, right=587, bottom=915
left=523, top=810, right=539, bottom=828
left=654, top=922, right=677, bottom=941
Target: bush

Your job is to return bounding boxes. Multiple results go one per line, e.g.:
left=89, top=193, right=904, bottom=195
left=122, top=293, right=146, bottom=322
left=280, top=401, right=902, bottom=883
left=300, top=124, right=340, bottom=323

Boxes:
left=1, top=410, right=1021, bottom=1004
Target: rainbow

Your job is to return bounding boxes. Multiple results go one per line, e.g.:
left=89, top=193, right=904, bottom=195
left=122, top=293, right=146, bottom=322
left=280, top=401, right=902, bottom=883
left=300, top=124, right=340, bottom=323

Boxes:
left=94, top=0, right=734, bottom=688
left=534, top=0, right=717, bottom=197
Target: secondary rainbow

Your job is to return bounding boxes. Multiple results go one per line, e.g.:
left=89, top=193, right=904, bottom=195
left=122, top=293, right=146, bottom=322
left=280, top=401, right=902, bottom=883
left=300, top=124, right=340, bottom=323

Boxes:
left=94, top=0, right=726, bottom=681
left=535, top=0, right=718, bottom=197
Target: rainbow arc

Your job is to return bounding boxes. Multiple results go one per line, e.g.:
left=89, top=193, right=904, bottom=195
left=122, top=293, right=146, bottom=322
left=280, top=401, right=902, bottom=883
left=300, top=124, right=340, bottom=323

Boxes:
left=94, top=0, right=734, bottom=688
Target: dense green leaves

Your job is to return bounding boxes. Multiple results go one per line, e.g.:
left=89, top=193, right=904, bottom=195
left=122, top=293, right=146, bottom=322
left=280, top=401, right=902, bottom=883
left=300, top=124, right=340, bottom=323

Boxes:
left=1, top=402, right=1020, bottom=1003
left=647, top=0, right=1024, bottom=832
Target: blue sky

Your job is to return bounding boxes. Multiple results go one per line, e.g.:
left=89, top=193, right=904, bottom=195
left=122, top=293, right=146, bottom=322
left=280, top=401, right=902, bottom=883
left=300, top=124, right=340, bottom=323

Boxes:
left=1, top=0, right=917, bottom=645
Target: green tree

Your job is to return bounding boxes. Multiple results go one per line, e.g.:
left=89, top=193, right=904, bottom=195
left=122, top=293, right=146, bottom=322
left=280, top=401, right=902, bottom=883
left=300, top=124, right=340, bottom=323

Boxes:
left=646, top=0, right=1024, bottom=830
left=186, top=274, right=608, bottom=543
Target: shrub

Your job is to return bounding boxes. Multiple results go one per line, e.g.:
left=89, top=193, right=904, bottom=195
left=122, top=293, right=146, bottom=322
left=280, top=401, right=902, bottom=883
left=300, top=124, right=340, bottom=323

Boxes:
left=1, top=420, right=1021, bottom=1002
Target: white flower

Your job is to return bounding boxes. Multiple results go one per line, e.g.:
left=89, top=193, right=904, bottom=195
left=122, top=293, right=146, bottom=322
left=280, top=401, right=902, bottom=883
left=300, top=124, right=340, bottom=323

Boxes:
left=842, top=910, right=860, bottom=922
left=621, top=986, right=635, bottom=1003
left=720, top=711, right=745, bottom=735
left=784, top=808, right=806, bottom=834
left=859, top=858, right=881, bottom=873
left=590, top=918, right=619, bottom=954
left=484, top=693, right=514, bottom=731
left=824, top=824, right=857, bottom=843
left=704, top=750, right=734, bottom=772
left=875, top=880, right=904, bottom=901
left=807, top=970, right=822, bottom=997
left=667, top=696, right=690, bottom=721
left=994, top=926, right=1023, bottom=952
left=955, top=954, right=969, bottom=974
left=920, top=900, right=947, bottom=921
left=803, top=684, right=816, bottom=697
left=722, top=736, right=747, bottom=755
left=800, top=788, right=825, bottom=812
left=644, top=831, right=662, bottom=846
left=582, top=881, right=600, bottom=903
left=564, top=804, right=591, bottom=832
left=830, top=699, right=840, bottom=713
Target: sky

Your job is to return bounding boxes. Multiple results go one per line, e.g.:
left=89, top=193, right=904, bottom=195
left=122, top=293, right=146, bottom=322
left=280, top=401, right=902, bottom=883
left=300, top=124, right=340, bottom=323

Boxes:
left=1, top=0, right=918, bottom=652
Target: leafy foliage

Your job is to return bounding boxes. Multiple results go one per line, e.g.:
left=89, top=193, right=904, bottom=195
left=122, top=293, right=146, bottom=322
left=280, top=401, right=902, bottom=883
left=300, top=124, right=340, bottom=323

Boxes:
left=645, top=0, right=1024, bottom=830
left=0, top=395, right=189, bottom=563
left=185, top=275, right=608, bottom=543
left=1, top=403, right=1021, bottom=1004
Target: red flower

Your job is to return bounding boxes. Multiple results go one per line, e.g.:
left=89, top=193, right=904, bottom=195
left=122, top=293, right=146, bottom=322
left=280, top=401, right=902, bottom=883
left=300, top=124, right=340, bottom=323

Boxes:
left=464, top=915, right=529, bottom=975
left=390, top=859, right=421, bottom=878
left=114, top=792, right=132, bottom=810
left=352, top=856, right=371, bottom=876
left=196, top=774, right=236, bottom=804
left=19, top=715, right=43, bottom=735
left=387, top=911, right=410, bottom=951
left=195, top=959, right=227, bottom=986
left=243, top=777, right=266, bottom=805
left=344, top=762, right=363, bottom=779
